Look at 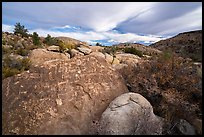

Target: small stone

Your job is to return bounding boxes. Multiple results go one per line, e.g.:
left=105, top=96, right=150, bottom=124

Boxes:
left=56, top=98, right=62, bottom=105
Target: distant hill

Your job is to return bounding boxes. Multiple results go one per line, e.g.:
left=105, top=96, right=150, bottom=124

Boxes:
left=150, top=30, right=202, bottom=62
left=56, top=36, right=88, bottom=46
left=113, top=43, right=162, bottom=56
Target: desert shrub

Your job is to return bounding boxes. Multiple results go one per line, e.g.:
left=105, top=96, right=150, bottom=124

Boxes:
left=2, top=67, right=20, bottom=79
left=16, top=48, right=29, bottom=56
left=2, top=46, right=12, bottom=55
left=13, top=22, right=29, bottom=38
left=43, top=34, right=58, bottom=46
left=123, top=47, right=143, bottom=57
left=2, top=38, right=6, bottom=45
left=32, top=32, right=41, bottom=45
left=20, top=58, right=31, bottom=70
left=2, top=56, right=31, bottom=79
left=7, top=40, right=15, bottom=46
left=101, top=46, right=119, bottom=55
left=161, top=50, right=173, bottom=61
left=55, top=39, right=76, bottom=53
left=96, top=42, right=102, bottom=46
left=116, top=51, right=201, bottom=134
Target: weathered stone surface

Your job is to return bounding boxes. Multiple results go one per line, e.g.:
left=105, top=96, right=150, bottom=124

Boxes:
left=47, top=45, right=60, bottom=52
left=115, top=53, right=141, bottom=65
left=90, top=52, right=120, bottom=64
left=98, top=93, right=163, bottom=135
left=64, top=52, right=71, bottom=59
left=90, top=52, right=105, bottom=59
left=112, top=58, right=120, bottom=65
left=88, top=46, right=104, bottom=52
left=104, top=53, right=120, bottom=65
left=29, top=49, right=69, bottom=66
left=70, top=49, right=84, bottom=58
left=116, top=53, right=141, bottom=60
left=112, top=64, right=128, bottom=71
left=104, top=53, right=114, bottom=64
left=175, top=119, right=196, bottom=135
left=77, top=47, right=92, bottom=55
left=2, top=55, right=128, bottom=135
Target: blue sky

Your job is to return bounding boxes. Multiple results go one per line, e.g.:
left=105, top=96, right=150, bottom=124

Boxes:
left=2, top=2, right=202, bottom=46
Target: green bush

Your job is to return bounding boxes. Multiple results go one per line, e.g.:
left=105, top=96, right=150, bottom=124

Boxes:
left=161, top=50, right=173, bottom=61
left=21, top=58, right=31, bottom=70
left=55, top=40, right=76, bottom=53
left=96, top=42, right=102, bottom=46
left=44, top=34, right=58, bottom=46
left=2, top=67, right=20, bottom=79
left=2, top=46, right=12, bottom=55
left=101, top=46, right=119, bottom=55
left=16, top=48, right=29, bottom=56
left=2, top=56, right=31, bottom=79
left=2, top=38, right=6, bottom=45
left=123, top=47, right=143, bottom=57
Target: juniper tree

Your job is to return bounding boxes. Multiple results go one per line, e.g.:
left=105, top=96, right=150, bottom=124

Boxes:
left=13, top=22, right=28, bottom=37
left=32, top=32, right=40, bottom=45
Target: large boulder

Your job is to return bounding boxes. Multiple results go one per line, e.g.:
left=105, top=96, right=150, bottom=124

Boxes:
left=175, top=119, right=196, bottom=135
left=104, top=53, right=120, bottom=65
left=115, top=53, right=141, bottom=65
left=2, top=55, right=128, bottom=135
left=70, top=49, right=84, bottom=58
left=112, top=63, right=128, bottom=71
left=29, top=49, right=69, bottom=66
left=98, top=93, right=163, bottom=135
left=77, top=47, right=92, bottom=55
left=90, top=52, right=105, bottom=59
left=88, top=46, right=104, bottom=52
left=47, top=45, right=60, bottom=52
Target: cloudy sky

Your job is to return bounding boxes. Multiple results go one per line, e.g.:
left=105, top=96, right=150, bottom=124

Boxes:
left=2, top=2, right=202, bottom=46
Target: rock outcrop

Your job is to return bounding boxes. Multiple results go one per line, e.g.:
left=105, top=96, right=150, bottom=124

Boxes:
left=104, top=53, right=120, bottom=65
left=29, top=49, right=69, bottom=66
left=47, top=45, right=60, bottom=52
left=2, top=55, right=128, bottom=135
left=90, top=52, right=105, bottom=59
left=88, top=46, right=104, bottom=52
left=115, top=53, right=141, bottom=65
left=77, top=47, right=92, bottom=55
left=98, top=93, right=163, bottom=135
left=70, top=49, right=84, bottom=58
left=175, top=119, right=196, bottom=135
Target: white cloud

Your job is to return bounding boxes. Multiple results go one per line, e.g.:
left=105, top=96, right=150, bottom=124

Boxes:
left=2, top=23, right=165, bottom=45
left=28, top=27, right=164, bottom=45
left=116, top=2, right=202, bottom=36
left=103, top=31, right=164, bottom=43
left=2, top=2, right=156, bottom=32
left=2, top=24, right=14, bottom=32
left=2, top=2, right=201, bottom=45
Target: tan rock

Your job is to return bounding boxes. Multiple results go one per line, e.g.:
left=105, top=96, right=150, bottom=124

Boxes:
left=70, top=49, right=84, bottom=58
left=90, top=52, right=105, bottom=59
left=77, top=47, right=92, bottom=55
left=88, top=46, right=104, bottom=52
left=116, top=53, right=141, bottom=65
left=104, top=53, right=114, bottom=64
left=29, top=48, right=69, bottom=66
left=47, top=45, right=60, bottom=52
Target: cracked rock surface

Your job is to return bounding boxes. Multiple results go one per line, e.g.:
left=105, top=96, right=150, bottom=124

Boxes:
left=2, top=55, right=128, bottom=135
left=97, top=92, right=163, bottom=135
